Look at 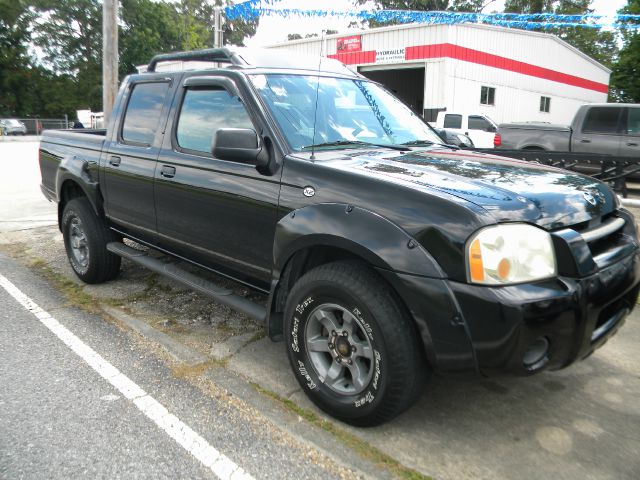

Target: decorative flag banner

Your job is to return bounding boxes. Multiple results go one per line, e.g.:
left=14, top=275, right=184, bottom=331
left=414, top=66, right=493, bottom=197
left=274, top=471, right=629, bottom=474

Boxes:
left=224, top=1, right=640, bottom=30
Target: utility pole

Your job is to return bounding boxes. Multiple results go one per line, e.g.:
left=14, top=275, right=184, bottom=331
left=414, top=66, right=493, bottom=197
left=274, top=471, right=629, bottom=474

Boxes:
left=213, top=7, right=223, bottom=48
left=103, top=0, right=118, bottom=125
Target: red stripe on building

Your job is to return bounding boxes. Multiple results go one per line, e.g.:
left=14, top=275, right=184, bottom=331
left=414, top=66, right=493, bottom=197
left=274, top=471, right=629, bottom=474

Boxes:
left=328, top=50, right=376, bottom=65
left=329, top=43, right=608, bottom=94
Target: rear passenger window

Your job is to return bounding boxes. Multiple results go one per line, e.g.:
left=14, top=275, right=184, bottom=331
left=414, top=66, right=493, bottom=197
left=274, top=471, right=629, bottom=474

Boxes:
left=468, top=115, right=492, bottom=131
left=176, top=88, right=254, bottom=154
left=582, top=107, right=622, bottom=134
left=121, top=82, right=169, bottom=145
left=627, top=108, right=640, bottom=136
left=443, top=114, right=462, bottom=129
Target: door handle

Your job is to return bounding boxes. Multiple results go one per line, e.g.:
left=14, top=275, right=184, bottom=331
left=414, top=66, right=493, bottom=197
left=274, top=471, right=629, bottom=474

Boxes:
left=579, top=139, right=591, bottom=143
left=109, top=156, right=121, bottom=166
left=160, top=165, right=176, bottom=178
left=627, top=142, right=639, bottom=147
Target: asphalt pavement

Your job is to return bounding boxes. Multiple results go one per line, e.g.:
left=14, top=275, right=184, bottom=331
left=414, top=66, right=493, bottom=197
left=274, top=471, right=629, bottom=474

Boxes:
left=0, top=251, right=348, bottom=479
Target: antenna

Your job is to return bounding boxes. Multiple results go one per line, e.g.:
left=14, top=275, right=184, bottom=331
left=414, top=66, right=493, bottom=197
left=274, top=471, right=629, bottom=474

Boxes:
left=310, top=30, right=325, bottom=161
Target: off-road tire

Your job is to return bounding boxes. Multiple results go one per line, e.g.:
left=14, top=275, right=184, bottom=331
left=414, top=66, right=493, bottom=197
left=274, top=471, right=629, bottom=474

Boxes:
left=284, top=261, right=427, bottom=427
left=62, top=197, right=121, bottom=284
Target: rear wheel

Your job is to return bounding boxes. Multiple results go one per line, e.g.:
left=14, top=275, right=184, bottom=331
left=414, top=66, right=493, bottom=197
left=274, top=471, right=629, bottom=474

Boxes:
left=62, top=197, right=121, bottom=284
left=284, top=261, right=427, bottom=427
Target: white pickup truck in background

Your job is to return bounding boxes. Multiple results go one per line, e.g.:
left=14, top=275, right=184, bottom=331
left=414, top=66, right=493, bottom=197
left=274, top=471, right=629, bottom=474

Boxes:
left=432, top=112, right=498, bottom=148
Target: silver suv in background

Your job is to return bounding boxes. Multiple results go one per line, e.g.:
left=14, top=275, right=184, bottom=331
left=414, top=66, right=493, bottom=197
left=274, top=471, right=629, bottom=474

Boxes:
left=0, top=119, right=28, bottom=135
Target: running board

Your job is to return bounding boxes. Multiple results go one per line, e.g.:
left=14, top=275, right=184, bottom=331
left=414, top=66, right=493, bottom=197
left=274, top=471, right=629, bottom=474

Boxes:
left=106, top=242, right=266, bottom=322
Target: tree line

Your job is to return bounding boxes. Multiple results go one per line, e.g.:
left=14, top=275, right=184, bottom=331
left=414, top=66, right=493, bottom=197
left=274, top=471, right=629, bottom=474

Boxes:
left=0, top=0, right=638, bottom=121
left=0, top=0, right=256, bottom=120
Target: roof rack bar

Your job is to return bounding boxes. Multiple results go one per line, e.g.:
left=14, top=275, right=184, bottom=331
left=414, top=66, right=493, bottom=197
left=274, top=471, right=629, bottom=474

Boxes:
left=146, top=47, right=248, bottom=73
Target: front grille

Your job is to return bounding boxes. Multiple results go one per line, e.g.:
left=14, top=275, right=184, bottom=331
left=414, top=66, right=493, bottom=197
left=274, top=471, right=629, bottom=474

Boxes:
left=572, top=214, right=631, bottom=269
left=580, top=217, right=625, bottom=243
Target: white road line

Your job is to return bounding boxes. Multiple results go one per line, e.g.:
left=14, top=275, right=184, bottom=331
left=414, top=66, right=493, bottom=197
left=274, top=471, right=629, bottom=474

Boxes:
left=0, top=273, right=254, bottom=480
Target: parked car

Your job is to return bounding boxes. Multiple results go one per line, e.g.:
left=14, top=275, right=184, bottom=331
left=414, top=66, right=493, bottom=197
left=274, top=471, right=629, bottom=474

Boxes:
left=0, top=118, right=27, bottom=135
left=433, top=127, right=475, bottom=149
left=39, top=47, right=640, bottom=426
left=496, top=103, right=640, bottom=156
left=433, top=112, right=498, bottom=148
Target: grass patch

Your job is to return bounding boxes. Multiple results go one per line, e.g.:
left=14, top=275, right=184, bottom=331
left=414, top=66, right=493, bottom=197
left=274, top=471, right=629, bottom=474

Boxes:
left=246, top=330, right=266, bottom=344
left=171, top=359, right=225, bottom=378
left=252, top=383, right=431, bottom=480
left=29, top=257, right=98, bottom=313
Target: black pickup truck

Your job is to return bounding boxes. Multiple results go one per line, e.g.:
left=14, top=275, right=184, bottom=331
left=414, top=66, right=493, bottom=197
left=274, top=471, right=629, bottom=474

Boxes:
left=39, top=47, right=640, bottom=426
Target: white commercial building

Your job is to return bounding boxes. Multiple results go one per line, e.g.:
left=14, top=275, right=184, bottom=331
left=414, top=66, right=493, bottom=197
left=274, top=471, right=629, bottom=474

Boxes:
left=265, top=23, right=610, bottom=125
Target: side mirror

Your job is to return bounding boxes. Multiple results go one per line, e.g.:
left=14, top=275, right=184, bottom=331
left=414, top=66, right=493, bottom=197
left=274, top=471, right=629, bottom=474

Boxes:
left=213, top=128, right=270, bottom=167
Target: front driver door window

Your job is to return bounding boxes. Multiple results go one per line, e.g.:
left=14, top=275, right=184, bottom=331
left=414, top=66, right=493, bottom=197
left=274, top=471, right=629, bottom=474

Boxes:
left=154, top=82, right=281, bottom=287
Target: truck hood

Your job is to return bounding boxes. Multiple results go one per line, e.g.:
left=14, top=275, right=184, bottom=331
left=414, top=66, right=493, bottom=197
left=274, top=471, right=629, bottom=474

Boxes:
left=321, top=147, right=616, bottom=229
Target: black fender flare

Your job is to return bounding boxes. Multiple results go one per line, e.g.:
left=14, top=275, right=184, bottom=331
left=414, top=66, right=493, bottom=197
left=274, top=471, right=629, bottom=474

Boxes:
left=55, top=153, right=102, bottom=226
left=273, top=203, right=444, bottom=278
left=266, top=203, right=447, bottom=339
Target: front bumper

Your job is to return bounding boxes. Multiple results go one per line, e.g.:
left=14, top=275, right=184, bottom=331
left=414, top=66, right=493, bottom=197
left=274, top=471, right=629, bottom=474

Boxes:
left=388, top=234, right=640, bottom=377
left=448, top=250, right=640, bottom=375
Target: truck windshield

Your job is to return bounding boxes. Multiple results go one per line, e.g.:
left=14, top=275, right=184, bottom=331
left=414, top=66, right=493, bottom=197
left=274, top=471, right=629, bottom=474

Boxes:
left=250, top=74, right=442, bottom=151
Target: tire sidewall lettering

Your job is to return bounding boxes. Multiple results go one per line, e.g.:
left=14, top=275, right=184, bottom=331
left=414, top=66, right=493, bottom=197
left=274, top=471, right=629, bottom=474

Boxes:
left=286, top=289, right=387, bottom=413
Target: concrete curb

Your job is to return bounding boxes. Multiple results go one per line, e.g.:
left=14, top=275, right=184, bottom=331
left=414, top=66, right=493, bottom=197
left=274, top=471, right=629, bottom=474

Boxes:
left=102, top=305, right=208, bottom=366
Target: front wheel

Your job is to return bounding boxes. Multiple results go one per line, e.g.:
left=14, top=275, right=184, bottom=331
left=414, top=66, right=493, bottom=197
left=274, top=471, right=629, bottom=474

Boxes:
left=284, top=261, right=427, bottom=427
left=62, top=197, right=121, bottom=284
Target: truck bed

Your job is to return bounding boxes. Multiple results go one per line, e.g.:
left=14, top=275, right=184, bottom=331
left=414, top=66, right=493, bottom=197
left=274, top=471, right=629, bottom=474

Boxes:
left=497, top=122, right=571, bottom=150
left=39, top=129, right=107, bottom=201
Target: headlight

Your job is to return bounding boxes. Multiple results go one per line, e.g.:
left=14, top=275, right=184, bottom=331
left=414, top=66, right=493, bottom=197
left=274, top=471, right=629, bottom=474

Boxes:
left=467, top=224, right=556, bottom=285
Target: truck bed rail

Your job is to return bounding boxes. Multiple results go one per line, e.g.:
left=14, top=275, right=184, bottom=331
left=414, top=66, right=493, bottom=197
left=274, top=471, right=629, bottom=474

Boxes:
left=481, top=149, right=640, bottom=197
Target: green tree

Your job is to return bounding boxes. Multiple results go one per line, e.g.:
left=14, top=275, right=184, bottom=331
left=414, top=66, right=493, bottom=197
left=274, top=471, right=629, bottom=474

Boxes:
left=504, top=0, right=554, bottom=13
left=610, top=0, right=640, bottom=102
left=31, top=0, right=103, bottom=110
left=119, top=0, right=183, bottom=76
left=450, top=0, right=499, bottom=12
left=0, top=0, right=35, bottom=115
left=220, top=1, right=259, bottom=46
left=174, top=0, right=258, bottom=48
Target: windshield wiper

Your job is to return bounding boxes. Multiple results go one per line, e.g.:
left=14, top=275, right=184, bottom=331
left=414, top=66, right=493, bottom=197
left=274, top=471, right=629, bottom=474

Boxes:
left=302, top=140, right=410, bottom=152
left=401, top=140, right=459, bottom=149
left=400, top=140, right=433, bottom=146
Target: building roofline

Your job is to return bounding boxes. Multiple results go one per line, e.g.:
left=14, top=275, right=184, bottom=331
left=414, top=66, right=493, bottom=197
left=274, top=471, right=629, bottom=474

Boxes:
left=265, top=21, right=611, bottom=74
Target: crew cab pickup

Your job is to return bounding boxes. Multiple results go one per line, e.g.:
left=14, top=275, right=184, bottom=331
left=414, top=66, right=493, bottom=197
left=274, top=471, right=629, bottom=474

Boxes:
left=496, top=103, right=640, bottom=156
left=39, top=47, right=640, bottom=426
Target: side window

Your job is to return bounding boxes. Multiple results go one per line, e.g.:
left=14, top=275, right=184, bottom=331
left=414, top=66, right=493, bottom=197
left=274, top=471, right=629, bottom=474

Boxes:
left=540, top=96, right=551, bottom=113
left=480, top=86, right=495, bottom=106
left=443, top=114, right=462, bottom=129
left=121, top=82, right=169, bottom=145
left=468, top=115, right=492, bottom=131
left=627, top=108, right=640, bottom=136
left=176, top=88, right=254, bottom=154
left=582, top=107, right=622, bottom=134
